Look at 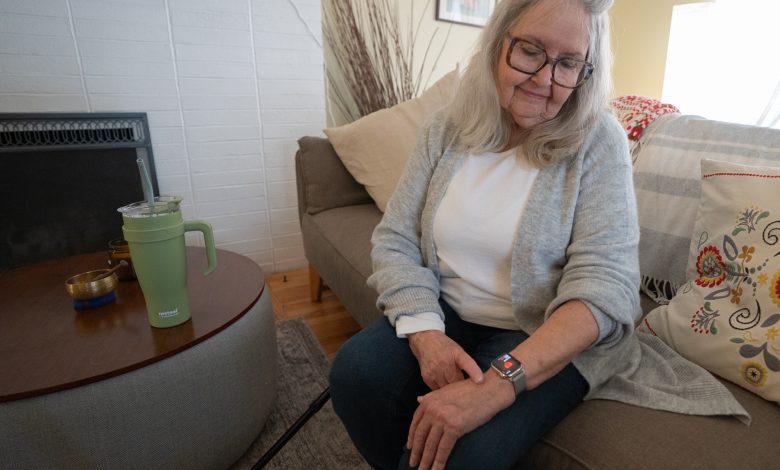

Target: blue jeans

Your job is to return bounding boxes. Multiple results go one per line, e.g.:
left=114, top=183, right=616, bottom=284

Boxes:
left=330, top=300, right=588, bottom=470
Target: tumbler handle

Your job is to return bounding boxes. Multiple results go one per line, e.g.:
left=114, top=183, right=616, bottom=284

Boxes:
left=184, top=220, right=217, bottom=276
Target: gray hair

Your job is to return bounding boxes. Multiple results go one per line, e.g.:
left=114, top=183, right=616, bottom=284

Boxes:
left=445, top=0, right=614, bottom=166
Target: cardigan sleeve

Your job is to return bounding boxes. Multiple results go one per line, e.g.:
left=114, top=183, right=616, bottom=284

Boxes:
left=546, top=113, right=642, bottom=347
left=366, top=117, right=447, bottom=326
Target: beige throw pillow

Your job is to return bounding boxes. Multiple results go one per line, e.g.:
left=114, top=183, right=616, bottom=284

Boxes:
left=324, top=68, right=458, bottom=212
left=639, top=159, right=780, bottom=404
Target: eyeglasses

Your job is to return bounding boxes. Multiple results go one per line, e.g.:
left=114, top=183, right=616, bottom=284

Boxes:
left=505, top=35, right=594, bottom=89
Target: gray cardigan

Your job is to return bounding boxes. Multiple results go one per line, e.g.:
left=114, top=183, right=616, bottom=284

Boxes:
left=368, top=110, right=750, bottom=423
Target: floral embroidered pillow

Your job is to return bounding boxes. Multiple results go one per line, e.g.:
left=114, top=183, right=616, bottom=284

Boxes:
left=639, top=159, right=780, bottom=404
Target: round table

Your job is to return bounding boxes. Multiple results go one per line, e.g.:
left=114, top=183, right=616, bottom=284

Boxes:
left=0, top=247, right=277, bottom=469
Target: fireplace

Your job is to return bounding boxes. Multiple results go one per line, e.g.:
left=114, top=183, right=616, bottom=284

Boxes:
left=0, top=113, right=159, bottom=271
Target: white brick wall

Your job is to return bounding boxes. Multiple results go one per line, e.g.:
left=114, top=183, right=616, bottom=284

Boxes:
left=0, top=0, right=324, bottom=274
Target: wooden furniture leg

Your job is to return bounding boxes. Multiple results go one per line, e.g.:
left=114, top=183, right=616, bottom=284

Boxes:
left=309, top=265, right=324, bottom=303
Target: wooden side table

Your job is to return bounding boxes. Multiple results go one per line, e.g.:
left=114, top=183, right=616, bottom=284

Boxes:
left=0, top=247, right=278, bottom=469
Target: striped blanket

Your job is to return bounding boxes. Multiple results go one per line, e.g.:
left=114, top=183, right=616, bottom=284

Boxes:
left=632, top=114, right=780, bottom=302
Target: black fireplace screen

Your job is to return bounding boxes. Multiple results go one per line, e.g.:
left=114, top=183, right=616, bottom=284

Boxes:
left=0, top=113, right=159, bottom=271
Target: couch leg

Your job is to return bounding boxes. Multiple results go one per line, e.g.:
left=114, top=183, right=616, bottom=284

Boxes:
left=309, top=265, right=324, bottom=303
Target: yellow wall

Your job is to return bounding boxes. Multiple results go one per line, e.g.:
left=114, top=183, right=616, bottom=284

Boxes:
left=396, top=1, right=483, bottom=89
left=610, top=0, right=710, bottom=99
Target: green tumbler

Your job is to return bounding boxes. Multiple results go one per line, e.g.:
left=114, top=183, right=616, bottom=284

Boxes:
left=119, top=196, right=217, bottom=328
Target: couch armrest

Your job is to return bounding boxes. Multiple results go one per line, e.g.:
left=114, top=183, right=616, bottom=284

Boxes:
left=295, top=136, right=373, bottom=218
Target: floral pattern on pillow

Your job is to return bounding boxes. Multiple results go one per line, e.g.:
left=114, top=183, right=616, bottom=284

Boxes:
left=639, top=159, right=780, bottom=403
left=770, top=268, right=780, bottom=308
left=691, top=218, right=775, bottom=302
left=693, top=245, right=727, bottom=288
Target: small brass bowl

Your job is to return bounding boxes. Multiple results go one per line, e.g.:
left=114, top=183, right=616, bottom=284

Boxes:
left=65, top=270, right=119, bottom=300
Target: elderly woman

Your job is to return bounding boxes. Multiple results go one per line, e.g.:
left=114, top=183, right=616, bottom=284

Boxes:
left=329, top=0, right=748, bottom=469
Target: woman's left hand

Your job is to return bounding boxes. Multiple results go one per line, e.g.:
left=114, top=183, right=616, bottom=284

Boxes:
left=406, top=372, right=515, bottom=470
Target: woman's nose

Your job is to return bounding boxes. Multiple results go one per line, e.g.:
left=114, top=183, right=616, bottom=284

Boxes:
left=531, top=62, right=553, bottom=86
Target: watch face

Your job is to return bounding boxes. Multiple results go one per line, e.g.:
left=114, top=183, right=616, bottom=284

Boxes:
left=491, top=353, right=526, bottom=395
left=493, top=353, right=523, bottom=377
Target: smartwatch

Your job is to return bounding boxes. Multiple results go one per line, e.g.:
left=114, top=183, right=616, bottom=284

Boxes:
left=491, top=353, right=526, bottom=395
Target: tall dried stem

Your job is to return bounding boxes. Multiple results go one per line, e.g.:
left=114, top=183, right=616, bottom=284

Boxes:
left=324, top=0, right=447, bottom=123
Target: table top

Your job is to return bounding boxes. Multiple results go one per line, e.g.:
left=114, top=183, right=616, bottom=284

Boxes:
left=0, top=247, right=264, bottom=403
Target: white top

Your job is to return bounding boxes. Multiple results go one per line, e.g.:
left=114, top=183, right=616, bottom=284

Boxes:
left=395, top=148, right=539, bottom=336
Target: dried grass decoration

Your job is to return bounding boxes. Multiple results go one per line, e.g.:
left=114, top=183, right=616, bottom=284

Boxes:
left=323, top=0, right=450, bottom=123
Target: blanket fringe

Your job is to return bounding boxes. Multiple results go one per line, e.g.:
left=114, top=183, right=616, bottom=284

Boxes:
left=640, top=275, right=680, bottom=305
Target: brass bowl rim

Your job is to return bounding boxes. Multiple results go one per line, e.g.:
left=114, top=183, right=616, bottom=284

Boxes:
left=65, top=270, right=119, bottom=300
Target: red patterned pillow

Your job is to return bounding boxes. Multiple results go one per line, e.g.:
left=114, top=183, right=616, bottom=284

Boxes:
left=609, top=95, right=679, bottom=154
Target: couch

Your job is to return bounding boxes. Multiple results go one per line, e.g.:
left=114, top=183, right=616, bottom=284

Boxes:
left=295, top=111, right=780, bottom=468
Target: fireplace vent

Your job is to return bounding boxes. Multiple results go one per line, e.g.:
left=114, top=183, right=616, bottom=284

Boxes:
left=0, top=113, right=159, bottom=270
left=0, top=113, right=150, bottom=152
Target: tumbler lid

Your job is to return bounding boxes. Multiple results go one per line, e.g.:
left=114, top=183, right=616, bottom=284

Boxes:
left=118, top=196, right=182, bottom=218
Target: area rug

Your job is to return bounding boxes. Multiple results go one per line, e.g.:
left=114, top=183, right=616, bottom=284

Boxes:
left=230, top=318, right=370, bottom=470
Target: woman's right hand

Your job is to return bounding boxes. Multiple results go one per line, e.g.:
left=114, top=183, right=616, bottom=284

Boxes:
left=407, top=330, right=483, bottom=390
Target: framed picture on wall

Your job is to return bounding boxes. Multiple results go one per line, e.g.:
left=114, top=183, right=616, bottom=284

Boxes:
left=436, top=0, right=496, bottom=27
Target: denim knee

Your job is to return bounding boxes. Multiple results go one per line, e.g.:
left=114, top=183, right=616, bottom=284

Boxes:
left=330, top=331, right=369, bottom=420
left=330, top=332, right=367, bottom=409
left=331, top=319, right=422, bottom=410
left=331, top=321, right=393, bottom=399
left=329, top=319, right=422, bottom=469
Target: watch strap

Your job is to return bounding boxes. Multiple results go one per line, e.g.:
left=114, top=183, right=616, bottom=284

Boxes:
left=509, top=366, right=526, bottom=395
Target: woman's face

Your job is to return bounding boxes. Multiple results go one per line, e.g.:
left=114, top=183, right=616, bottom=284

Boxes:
left=496, top=0, right=590, bottom=130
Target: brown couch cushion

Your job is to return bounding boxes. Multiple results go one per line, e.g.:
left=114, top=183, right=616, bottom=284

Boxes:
left=516, top=379, right=780, bottom=469
left=295, top=136, right=372, bottom=216
left=301, top=205, right=383, bottom=327
left=307, top=205, right=378, bottom=281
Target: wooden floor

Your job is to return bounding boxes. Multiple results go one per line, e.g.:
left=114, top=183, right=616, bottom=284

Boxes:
left=265, top=267, right=363, bottom=358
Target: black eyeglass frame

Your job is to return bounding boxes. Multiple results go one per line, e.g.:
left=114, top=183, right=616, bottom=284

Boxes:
left=505, top=35, right=594, bottom=89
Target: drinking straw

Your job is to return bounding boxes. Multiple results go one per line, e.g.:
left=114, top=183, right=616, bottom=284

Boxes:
left=136, top=157, right=155, bottom=206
